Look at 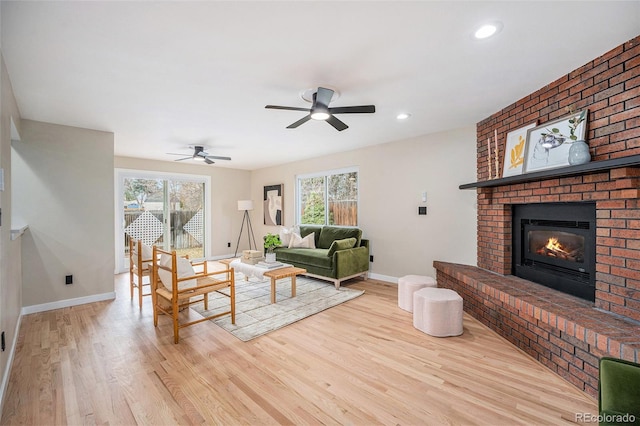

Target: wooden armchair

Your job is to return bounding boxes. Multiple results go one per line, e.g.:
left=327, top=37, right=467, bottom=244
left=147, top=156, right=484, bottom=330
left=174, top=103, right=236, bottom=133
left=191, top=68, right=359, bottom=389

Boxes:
left=129, top=238, right=154, bottom=308
left=152, top=246, right=235, bottom=343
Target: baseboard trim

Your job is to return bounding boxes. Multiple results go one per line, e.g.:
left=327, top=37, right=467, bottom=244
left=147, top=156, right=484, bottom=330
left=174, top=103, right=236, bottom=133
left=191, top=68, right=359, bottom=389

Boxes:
left=0, top=314, right=22, bottom=417
left=21, top=292, right=116, bottom=316
left=367, top=272, right=398, bottom=283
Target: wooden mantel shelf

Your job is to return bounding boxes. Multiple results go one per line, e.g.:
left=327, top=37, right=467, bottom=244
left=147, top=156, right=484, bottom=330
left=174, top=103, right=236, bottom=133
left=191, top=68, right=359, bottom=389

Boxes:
left=459, top=154, right=640, bottom=189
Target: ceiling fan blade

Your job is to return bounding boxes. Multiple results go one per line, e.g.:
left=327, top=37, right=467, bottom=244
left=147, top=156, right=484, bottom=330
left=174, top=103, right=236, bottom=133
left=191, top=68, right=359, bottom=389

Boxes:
left=329, top=105, right=376, bottom=114
left=326, top=115, right=348, bottom=131
left=204, top=158, right=215, bottom=165
left=265, top=105, right=310, bottom=112
left=286, top=115, right=312, bottom=129
left=173, top=156, right=192, bottom=162
left=315, top=87, right=334, bottom=108
left=205, top=155, right=231, bottom=161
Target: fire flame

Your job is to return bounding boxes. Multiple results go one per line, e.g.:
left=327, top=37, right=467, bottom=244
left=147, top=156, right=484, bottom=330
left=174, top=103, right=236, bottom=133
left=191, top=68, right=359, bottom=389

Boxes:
left=544, top=237, right=568, bottom=254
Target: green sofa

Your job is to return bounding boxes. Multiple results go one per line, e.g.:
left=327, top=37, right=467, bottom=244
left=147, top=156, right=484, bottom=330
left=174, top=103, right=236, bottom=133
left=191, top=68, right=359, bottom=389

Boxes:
left=274, top=225, right=369, bottom=288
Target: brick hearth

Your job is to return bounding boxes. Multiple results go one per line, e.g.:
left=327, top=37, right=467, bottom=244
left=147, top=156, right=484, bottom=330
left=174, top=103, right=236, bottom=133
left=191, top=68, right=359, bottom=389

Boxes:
left=435, top=35, right=640, bottom=398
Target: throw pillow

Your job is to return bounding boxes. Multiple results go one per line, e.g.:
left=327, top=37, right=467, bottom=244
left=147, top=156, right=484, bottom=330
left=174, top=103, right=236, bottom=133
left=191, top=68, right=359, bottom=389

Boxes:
left=141, top=243, right=154, bottom=269
left=279, top=225, right=300, bottom=246
left=327, top=237, right=357, bottom=257
left=158, top=254, right=197, bottom=291
left=288, top=232, right=316, bottom=249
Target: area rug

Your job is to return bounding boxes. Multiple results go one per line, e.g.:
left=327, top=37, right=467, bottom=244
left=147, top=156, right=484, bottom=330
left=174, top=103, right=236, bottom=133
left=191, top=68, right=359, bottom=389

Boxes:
left=191, top=273, right=364, bottom=341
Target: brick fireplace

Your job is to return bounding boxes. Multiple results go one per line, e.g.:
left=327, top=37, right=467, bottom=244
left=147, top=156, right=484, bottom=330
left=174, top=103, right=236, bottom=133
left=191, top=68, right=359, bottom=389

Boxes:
left=434, top=35, right=640, bottom=397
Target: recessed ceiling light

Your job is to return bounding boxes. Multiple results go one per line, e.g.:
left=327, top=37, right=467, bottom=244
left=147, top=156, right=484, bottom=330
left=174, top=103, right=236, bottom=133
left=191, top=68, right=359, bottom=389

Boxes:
left=474, top=21, right=503, bottom=40
left=397, top=113, right=411, bottom=120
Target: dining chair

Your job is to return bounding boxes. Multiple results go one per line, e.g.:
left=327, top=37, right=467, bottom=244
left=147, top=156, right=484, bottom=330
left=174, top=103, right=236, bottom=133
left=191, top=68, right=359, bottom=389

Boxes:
left=152, top=246, right=235, bottom=343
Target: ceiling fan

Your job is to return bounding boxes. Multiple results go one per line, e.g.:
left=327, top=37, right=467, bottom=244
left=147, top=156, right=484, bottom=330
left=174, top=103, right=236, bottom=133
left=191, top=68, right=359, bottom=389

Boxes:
left=265, top=87, right=375, bottom=131
left=167, top=145, right=231, bottom=164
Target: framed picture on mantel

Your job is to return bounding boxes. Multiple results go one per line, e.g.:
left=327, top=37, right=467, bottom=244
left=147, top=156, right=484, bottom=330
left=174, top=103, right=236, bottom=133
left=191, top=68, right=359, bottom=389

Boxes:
left=502, top=122, right=537, bottom=178
left=523, top=109, right=588, bottom=173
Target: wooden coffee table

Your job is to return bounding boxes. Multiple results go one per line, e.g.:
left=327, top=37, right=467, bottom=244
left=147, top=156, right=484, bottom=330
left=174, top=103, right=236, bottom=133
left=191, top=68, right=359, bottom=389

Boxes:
left=218, top=258, right=306, bottom=303
left=263, top=266, right=307, bottom=304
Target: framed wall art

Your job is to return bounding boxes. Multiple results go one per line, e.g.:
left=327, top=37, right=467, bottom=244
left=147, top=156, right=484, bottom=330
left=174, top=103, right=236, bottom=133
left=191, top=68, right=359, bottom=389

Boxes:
left=502, top=122, right=538, bottom=178
left=264, top=184, right=283, bottom=226
left=523, top=110, right=588, bottom=173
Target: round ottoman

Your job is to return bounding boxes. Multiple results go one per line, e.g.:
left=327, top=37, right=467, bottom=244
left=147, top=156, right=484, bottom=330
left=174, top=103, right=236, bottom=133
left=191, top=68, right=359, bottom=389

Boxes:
left=398, top=275, right=437, bottom=312
left=413, top=287, right=463, bottom=337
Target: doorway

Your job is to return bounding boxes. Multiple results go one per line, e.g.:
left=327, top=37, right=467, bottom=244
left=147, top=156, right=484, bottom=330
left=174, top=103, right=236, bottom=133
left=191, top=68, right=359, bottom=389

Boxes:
left=115, top=169, right=211, bottom=273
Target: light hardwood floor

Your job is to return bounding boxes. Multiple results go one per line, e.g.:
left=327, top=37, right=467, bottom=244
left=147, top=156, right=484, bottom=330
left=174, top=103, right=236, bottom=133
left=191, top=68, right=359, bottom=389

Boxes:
left=1, top=267, right=597, bottom=425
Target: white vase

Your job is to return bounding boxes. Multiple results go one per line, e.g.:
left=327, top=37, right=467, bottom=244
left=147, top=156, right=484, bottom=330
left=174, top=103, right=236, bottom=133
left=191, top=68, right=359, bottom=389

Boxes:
left=568, top=140, right=591, bottom=165
left=265, top=252, right=276, bottom=263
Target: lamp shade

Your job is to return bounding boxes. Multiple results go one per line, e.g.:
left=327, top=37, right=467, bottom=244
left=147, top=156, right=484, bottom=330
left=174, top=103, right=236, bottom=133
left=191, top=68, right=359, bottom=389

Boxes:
left=237, top=200, right=254, bottom=211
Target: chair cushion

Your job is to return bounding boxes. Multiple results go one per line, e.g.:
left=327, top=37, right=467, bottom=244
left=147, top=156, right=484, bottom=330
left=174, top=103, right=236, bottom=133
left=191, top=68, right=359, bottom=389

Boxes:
left=157, top=254, right=197, bottom=291
left=327, top=237, right=357, bottom=257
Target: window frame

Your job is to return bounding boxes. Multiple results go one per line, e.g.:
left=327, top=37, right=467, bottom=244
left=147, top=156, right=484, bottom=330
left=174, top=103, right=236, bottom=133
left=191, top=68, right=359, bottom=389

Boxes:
left=295, top=166, right=359, bottom=227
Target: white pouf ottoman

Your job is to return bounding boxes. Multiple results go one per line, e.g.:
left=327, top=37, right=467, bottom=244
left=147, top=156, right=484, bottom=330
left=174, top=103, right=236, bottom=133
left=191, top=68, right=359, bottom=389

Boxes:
left=413, top=287, right=463, bottom=337
left=398, top=275, right=437, bottom=312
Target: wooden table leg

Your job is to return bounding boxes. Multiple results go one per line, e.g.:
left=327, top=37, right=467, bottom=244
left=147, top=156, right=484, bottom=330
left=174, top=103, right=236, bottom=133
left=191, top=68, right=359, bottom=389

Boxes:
left=271, top=277, right=276, bottom=304
left=291, top=275, right=296, bottom=298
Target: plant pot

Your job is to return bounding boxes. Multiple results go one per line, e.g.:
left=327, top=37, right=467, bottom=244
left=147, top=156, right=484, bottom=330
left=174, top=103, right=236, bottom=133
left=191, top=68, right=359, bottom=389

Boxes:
left=265, top=252, right=276, bottom=263
left=568, top=140, right=591, bottom=165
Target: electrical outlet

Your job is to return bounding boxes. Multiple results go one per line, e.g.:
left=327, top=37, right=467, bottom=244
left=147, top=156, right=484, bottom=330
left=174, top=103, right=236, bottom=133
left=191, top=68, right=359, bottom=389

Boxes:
left=227, top=242, right=231, bottom=248
left=369, top=255, right=374, bottom=262
left=1, top=331, right=5, bottom=352
left=65, top=275, right=73, bottom=285
left=418, top=206, right=427, bottom=215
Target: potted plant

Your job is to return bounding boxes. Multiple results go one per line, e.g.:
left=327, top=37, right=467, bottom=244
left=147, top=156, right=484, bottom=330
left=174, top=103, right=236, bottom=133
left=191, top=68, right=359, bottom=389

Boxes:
left=263, top=233, right=281, bottom=263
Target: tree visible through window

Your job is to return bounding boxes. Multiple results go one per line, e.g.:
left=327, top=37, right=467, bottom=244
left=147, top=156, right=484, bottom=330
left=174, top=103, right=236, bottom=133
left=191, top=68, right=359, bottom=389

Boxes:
left=298, top=169, right=358, bottom=226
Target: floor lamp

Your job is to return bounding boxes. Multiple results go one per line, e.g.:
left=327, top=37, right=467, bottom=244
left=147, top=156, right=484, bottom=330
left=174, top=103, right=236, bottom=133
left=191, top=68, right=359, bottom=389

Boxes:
left=234, top=200, right=257, bottom=257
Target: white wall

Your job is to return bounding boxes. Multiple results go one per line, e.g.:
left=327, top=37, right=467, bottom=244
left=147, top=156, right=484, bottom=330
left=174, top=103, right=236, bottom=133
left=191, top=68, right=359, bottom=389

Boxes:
left=250, top=127, right=478, bottom=281
left=0, top=52, right=22, bottom=415
left=114, top=156, right=252, bottom=260
left=13, top=120, right=115, bottom=308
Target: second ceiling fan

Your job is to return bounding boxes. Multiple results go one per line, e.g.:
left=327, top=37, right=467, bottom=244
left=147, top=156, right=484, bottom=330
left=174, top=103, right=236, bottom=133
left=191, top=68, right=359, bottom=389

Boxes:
left=265, top=87, right=375, bottom=131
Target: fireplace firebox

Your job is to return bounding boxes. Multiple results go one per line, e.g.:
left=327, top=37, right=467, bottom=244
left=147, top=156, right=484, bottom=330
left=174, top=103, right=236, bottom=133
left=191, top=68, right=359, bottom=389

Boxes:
left=513, top=203, right=596, bottom=302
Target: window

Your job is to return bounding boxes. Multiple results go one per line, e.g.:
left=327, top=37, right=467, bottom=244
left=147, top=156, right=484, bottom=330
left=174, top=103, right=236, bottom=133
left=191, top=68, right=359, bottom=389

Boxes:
left=115, top=169, right=210, bottom=273
left=297, top=167, right=358, bottom=226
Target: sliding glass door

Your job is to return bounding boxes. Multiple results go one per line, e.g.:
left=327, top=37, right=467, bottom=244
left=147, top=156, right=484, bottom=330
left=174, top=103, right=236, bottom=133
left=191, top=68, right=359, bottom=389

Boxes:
left=116, top=170, right=210, bottom=273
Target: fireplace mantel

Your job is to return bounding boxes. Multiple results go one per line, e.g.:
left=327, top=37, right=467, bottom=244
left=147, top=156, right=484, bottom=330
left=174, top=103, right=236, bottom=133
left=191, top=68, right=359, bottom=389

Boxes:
left=459, top=154, right=640, bottom=189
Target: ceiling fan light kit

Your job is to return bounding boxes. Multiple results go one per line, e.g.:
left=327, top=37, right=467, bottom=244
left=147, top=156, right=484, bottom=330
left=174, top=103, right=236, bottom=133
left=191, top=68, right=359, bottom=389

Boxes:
left=266, top=86, right=375, bottom=131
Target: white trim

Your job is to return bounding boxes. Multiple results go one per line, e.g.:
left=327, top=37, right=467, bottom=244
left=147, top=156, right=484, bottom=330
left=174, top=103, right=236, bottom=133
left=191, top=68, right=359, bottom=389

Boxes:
left=296, top=165, right=359, bottom=180
left=295, top=166, right=359, bottom=226
left=367, top=272, right=398, bottom=284
left=21, top=292, right=116, bottom=315
left=114, top=168, right=211, bottom=273
left=0, top=314, right=22, bottom=417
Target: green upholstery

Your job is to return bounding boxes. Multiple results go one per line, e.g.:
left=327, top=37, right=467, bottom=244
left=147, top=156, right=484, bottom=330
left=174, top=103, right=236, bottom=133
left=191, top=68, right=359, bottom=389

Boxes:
left=327, top=237, right=357, bottom=257
left=317, top=226, right=362, bottom=249
left=275, top=226, right=369, bottom=287
left=599, top=357, right=640, bottom=425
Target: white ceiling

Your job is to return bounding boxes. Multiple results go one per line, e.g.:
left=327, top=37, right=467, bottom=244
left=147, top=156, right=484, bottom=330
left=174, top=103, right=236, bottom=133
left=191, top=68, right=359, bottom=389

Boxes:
left=2, top=1, right=639, bottom=170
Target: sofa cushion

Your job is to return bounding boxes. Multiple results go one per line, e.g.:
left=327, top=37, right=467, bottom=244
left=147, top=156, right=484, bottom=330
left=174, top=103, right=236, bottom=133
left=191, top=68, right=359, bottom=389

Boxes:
left=299, top=225, right=323, bottom=247
left=327, top=237, right=357, bottom=257
left=276, top=248, right=332, bottom=269
left=318, top=226, right=362, bottom=249
left=288, top=232, right=316, bottom=249
left=279, top=225, right=300, bottom=246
